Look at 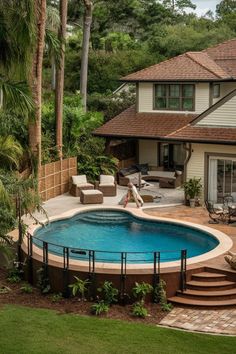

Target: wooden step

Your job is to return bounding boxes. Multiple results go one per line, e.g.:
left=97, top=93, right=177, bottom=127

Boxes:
left=186, top=280, right=235, bottom=291
left=177, top=288, right=236, bottom=301
left=169, top=296, right=236, bottom=307
left=191, top=272, right=227, bottom=282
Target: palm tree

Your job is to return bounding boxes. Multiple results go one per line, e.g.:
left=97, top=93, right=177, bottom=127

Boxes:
left=28, top=0, right=47, bottom=169
left=0, top=0, right=35, bottom=114
left=80, top=0, right=93, bottom=112
left=55, top=0, right=68, bottom=159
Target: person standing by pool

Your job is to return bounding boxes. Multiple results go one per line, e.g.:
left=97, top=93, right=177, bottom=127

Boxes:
left=124, top=182, right=144, bottom=208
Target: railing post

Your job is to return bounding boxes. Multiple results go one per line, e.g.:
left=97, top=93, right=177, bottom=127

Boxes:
left=180, top=249, right=187, bottom=292
left=42, top=241, right=49, bottom=288
left=153, top=251, right=160, bottom=303
left=88, top=250, right=96, bottom=300
left=63, top=247, right=69, bottom=298
left=120, top=252, right=127, bottom=305
left=27, top=233, right=33, bottom=284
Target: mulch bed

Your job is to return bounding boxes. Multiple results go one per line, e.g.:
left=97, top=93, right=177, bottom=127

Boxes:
left=0, top=268, right=168, bottom=325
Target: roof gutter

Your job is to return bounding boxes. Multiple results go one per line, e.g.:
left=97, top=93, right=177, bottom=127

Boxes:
left=93, top=132, right=236, bottom=145
left=120, top=78, right=235, bottom=83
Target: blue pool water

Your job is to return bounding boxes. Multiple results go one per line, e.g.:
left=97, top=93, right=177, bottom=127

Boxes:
left=34, top=210, right=219, bottom=263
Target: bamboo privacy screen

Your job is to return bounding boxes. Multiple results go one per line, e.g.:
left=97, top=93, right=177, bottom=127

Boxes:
left=39, top=157, right=77, bottom=201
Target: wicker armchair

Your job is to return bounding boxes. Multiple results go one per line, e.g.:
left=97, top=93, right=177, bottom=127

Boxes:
left=70, top=175, right=94, bottom=197
left=95, top=175, right=117, bottom=196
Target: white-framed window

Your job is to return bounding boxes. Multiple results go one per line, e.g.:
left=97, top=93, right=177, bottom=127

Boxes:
left=208, top=156, right=236, bottom=202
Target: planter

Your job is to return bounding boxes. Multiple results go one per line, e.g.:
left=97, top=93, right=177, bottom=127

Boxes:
left=189, top=198, right=195, bottom=208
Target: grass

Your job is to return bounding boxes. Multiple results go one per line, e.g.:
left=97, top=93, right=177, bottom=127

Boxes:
left=0, top=305, right=235, bottom=354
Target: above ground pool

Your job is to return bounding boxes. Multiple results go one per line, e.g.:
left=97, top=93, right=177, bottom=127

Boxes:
left=33, top=210, right=219, bottom=264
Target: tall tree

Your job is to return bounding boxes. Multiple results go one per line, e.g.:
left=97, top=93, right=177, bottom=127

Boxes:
left=80, top=0, right=93, bottom=111
left=216, top=0, right=236, bottom=17
left=162, top=0, right=196, bottom=13
left=28, top=0, right=47, bottom=169
left=55, top=0, right=68, bottom=159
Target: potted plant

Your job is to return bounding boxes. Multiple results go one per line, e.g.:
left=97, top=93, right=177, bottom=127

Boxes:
left=183, top=178, right=202, bottom=208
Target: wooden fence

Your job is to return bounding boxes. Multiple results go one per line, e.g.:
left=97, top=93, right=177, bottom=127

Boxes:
left=39, top=157, right=77, bottom=201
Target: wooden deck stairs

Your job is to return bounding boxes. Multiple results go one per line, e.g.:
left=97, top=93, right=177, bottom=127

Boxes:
left=169, top=270, right=236, bottom=307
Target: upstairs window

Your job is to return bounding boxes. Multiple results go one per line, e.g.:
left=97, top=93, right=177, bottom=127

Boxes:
left=213, top=84, right=220, bottom=98
left=154, top=84, right=195, bottom=111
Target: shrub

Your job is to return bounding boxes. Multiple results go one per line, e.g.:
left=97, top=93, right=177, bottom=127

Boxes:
left=20, top=284, right=33, bottom=294
left=51, top=293, right=63, bottom=303
left=7, top=265, right=23, bottom=284
left=154, top=279, right=173, bottom=312
left=91, top=301, right=109, bottom=316
left=132, top=301, right=148, bottom=318
left=36, top=267, right=51, bottom=294
left=69, top=276, right=90, bottom=301
left=97, top=281, right=119, bottom=305
left=132, top=282, right=153, bottom=302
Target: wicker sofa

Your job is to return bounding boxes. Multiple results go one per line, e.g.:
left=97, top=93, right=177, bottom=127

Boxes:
left=117, top=164, right=182, bottom=188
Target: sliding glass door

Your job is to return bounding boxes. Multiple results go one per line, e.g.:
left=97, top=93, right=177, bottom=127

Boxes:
left=208, top=157, right=236, bottom=202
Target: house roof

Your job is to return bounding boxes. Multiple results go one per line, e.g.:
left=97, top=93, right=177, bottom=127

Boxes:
left=94, top=39, right=236, bottom=145
left=166, top=88, right=236, bottom=143
left=167, top=125, right=236, bottom=145
left=121, top=39, right=236, bottom=82
left=94, top=105, right=196, bottom=139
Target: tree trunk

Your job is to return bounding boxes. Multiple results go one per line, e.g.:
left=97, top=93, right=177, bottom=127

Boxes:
left=28, top=0, right=47, bottom=169
left=55, top=0, right=68, bottom=160
left=80, top=0, right=93, bottom=112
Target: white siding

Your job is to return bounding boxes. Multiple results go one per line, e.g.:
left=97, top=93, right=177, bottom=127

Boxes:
left=195, top=83, right=209, bottom=114
left=139, top=139, right=158, bottom=167
left=187, top=144, right=236, bottom=198
left=197, top=94, right=236, bottom=127
left=213, top=82, right=236, bottom=105
left=138, top=82, right=209, bottom=114
left=138, top=83, right=153, bottom=112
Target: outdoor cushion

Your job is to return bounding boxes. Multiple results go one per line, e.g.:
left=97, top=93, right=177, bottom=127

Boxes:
left=119, top=166, right=139, bottom=177
left=100, top=175, right=115, bottom=184
left=99, top=183, right=115, bottom=187
left=72, top=175, right=87, bottom=185
left=134, top=163, right=149, bottom=175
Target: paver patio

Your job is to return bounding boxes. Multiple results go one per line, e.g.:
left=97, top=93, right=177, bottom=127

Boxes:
left=159, top=307, right=236, bottom=335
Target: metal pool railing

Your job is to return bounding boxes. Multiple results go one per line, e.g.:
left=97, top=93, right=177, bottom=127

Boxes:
left=25, top=232, right=187, bottom=301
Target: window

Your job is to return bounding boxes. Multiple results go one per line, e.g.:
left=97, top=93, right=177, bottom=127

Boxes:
left=213, top=84, right=220, bottom=98
left=154, top=84, right=194, bottom=111
left=208, top=157, right=236, bottom=203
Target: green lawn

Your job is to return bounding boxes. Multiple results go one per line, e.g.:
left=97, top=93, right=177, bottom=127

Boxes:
left=0, top=305, right=235, bottom=354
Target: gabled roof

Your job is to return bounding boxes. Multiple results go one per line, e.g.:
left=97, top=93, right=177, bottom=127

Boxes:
left=190, top=88, right=236, bottom=125
left=166, top=88, right=236, bottom=143
left=205, top=39, right=236, bottom=78
left=166, top=125, right=236, bottom=145
left=121, top=39, right=236, bottom=82
left=94, top=105, right=196, bottom=139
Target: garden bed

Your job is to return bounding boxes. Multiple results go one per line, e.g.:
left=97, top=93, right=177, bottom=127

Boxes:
left=0, top=268, right=168, bottom=325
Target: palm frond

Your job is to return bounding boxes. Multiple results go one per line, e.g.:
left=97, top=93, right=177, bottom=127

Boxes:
left=0, top=78, right=34, bottom=114
left=0, top=178, right=11, bottom=207
left=0, top=135, right=23, bottom=168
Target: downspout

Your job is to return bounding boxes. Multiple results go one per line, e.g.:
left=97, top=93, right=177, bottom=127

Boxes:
left=183, top=142, right=192, bottom=205
left=183, top=142, right=192, bottom=183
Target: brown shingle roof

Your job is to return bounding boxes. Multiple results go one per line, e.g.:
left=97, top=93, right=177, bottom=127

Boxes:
left=167, top=125, right=236, bottom=144
left=205, top=38, right=236, bottom=60
left=94, top=106, right=196, bottom=139
left=121, top=39, right=236, bottom=82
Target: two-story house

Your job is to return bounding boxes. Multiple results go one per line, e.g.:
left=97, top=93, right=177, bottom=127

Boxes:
left=94, top=39, right=236, bottom=203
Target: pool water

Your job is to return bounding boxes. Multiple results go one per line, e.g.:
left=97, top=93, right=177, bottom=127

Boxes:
left=34, top=210, right=219, bottom=263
